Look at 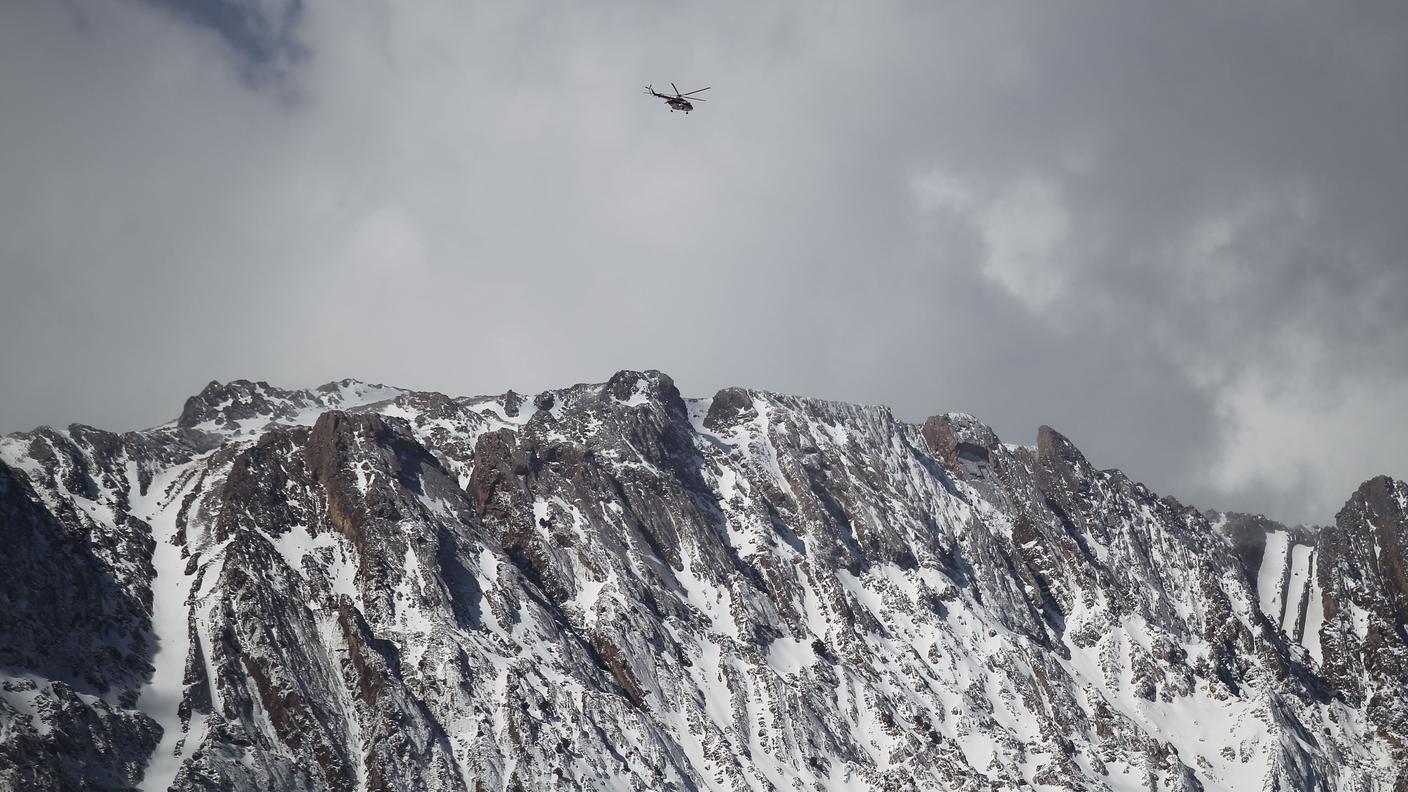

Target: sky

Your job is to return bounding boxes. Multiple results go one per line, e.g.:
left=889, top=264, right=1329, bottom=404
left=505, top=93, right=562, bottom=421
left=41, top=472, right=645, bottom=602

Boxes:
left=1, top=1, right=1405, bottom=526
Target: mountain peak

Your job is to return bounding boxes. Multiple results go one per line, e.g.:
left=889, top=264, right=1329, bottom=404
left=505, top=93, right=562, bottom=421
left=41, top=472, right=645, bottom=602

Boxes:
left=175, top=377, right=404, bottom=434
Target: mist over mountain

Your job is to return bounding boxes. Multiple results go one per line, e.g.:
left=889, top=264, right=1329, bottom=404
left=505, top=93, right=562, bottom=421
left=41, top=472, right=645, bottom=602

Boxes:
left=1, top=371, right=1405, bottom=791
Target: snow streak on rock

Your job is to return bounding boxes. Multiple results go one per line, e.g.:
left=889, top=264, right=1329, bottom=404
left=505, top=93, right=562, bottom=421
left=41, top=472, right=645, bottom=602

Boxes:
left=1, top=372, right=1406, bottom=791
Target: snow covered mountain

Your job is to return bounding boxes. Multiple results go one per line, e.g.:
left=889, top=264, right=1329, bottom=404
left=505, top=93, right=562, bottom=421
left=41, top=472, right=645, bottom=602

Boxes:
left=1, top=371, right=1404, bottom=791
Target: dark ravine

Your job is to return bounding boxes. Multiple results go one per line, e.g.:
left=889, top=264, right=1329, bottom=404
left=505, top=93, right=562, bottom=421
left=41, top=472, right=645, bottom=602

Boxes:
left=0, top=371, right=1404, bottom=791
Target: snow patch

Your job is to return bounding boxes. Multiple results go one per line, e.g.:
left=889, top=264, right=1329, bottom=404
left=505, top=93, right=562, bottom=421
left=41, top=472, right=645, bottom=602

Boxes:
left=766, top=636, right=816, bottom=676
left=1257, top=530, right=1289, bottom=623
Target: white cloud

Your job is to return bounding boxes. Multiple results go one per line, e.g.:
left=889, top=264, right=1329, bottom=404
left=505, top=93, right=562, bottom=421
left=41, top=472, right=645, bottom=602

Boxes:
left=976, top=178, right=1071, bottom=310
left=911, top=173, right=1071, bottom=310
left=1209, top=369, right=1408, bottom=524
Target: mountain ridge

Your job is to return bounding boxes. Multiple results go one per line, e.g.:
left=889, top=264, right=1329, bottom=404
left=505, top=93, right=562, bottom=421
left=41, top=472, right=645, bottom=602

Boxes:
left=1, top=370, right=1403, bottom=791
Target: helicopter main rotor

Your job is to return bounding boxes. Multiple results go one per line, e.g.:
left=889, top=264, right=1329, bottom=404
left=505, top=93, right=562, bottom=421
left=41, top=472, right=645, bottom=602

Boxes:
left=645, top=83, right=710, bottom=101
left=671, top=82, right=710, bottom=100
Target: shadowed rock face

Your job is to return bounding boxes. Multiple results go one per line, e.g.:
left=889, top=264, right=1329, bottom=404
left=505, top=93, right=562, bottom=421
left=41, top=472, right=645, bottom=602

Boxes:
left=1314, top=477, right=1408, bottom=755
left=0, top=370, right=1405, bottom=791
left=0, top=453, right=160, bottom=789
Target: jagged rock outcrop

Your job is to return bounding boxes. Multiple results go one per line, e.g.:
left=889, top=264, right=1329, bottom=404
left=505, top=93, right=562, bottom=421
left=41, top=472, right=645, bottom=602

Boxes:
left=0, top=371, right=1404, bottom=791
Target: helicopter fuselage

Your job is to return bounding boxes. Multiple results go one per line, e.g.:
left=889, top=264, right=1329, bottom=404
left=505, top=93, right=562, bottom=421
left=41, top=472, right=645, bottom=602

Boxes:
left=667, top=98, right=693, bottom=112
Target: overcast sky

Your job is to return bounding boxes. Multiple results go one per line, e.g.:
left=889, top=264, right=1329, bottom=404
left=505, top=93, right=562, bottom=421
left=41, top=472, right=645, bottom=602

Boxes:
left=2, top=1, right=1405, bottom=526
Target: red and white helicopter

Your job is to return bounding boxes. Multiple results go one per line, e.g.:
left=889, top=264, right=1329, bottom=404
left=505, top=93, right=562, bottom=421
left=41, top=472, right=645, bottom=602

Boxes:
left=645, top=83, right=710, bottom=113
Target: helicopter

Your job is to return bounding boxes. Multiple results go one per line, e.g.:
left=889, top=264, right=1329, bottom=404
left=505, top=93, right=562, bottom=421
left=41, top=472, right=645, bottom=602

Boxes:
left=645, top=83, right=710, bottom=113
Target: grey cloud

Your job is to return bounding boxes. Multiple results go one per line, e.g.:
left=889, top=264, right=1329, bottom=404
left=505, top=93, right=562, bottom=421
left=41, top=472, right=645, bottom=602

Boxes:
left=1, top=1, right=1405, bottom=526
left=136, top=0, right=306, bottom=85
